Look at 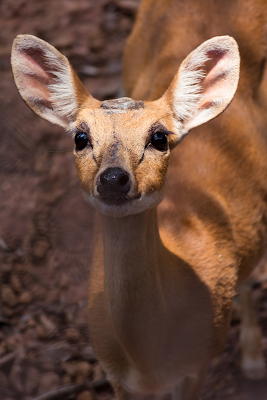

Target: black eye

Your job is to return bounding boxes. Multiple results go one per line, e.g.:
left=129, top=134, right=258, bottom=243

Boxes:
left=151, top=132, right=168, bottom=151
left=75, top=132, right=89, bottom=150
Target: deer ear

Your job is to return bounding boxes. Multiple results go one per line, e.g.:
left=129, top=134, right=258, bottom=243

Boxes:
left=11, top=34, right=96, bottom=129
left=163, top=36, right=240, bottom=144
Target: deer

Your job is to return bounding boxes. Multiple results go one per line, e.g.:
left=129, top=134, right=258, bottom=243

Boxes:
left=10, top=0, right=267, bottom=398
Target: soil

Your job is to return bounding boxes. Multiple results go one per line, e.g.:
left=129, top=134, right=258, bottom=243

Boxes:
left=0, top=1, right=267, bottom=399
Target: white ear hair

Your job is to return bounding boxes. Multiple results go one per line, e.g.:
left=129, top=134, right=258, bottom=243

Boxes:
left=163, top=36, right=240, bottom=142
left=11, top=34, right=94, bottom=129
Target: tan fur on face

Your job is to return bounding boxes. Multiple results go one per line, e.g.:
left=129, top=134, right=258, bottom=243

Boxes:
left=74, top=99, right=174, bottom=216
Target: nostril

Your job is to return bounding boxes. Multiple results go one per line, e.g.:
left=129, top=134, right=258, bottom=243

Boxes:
left=119, top=174, right=129, bottom=186
left=100, top=174, right=108, bottom=185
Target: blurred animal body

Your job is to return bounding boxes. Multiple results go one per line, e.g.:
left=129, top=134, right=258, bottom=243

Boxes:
left=11, top=0, right=267, bottom=398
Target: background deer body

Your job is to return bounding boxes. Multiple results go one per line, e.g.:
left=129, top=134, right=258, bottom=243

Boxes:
left=122, top=0, right=267, bottom=386
left=10, top=1, right=267, bottom=399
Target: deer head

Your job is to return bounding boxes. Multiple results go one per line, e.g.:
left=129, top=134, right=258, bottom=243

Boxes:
left=11, top=35, right=239, bottom=217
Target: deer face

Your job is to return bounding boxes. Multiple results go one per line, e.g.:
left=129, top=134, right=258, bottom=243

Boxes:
left=11, top=35, right=240, bottom=217
left=72, top=97, right=176, bottom=216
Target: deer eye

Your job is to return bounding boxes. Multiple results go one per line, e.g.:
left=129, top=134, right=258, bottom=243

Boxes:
left=75, top=132, right=89, bottom=150
left=151, top=131, right=168, bottom=151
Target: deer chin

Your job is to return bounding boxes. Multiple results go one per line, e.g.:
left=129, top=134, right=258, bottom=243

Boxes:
left=82, top=190, right=164, bottom=217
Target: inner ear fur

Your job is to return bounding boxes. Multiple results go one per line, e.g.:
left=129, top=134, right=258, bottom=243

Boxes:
left=162, top=36, right=240, bottom=144
left=11, top=34, right=97, bottom=129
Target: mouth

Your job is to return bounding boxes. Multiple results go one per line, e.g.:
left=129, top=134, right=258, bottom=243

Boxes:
left=98, top=192, right=141, bottom=206
left=84, top=190, right=164, bottom=217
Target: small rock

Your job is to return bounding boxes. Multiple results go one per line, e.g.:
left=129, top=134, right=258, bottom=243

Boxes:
left=81, top=346, right=97, bottom=362
left=89, top=29, right=105, bottom=53
left=38, top=372, right=60, bottom=395
left=33, top=240, right=50, bottom=259
left=76, top=391, right=94, bottom=400
left=1, top=286, right=18, bottom=308
left=62, top=374, right=72, bottom=385
left=18, top=291, right=33, bottom=304
left=15, top=247, right=24, bottom=258
left=75, top=374, right=86, bottom=384
left=65, top=327, right=80, bottom=342
left=62, top=361, right=76, bottom=376
left=75, top=361, right=92, bottom=377
left=36, top=324, right=46, bottom=339
left=40, top=314, right=57, bottom=336
left=59, top=273, right=69, bottom=289
left=93, top=364, right=105, bottom=381
left=10, top=274, right=22, bottom=293
left=25, top=366, right=40, bottom=395
left=27, top=318, right=36, bottom=327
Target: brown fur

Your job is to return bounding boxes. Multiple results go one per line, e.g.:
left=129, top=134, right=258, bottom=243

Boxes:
left=121, top=0, right=267, bottom=391
left=10, top=2, right=267, bottom=397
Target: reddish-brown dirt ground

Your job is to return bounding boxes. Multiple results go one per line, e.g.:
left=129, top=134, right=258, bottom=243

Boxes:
left=0, top=1, right=267, bottom=400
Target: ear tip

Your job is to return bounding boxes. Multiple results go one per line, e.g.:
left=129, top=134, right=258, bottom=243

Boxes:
left=206, top=35, right=240, bottom=55
left=12, top=35, right=34, bottom=65
left=206, top=35, right=237, bottom=44
left=12, top=34, right=49, bottom=55
left=13, top=34, right=37, bottom=45
left=199, top=35, right=240, bottom=72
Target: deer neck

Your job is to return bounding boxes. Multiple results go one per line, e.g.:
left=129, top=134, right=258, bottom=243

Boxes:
left=101, top=208, right=165, bottom=342
left=101, top=207, right=162, bottom=306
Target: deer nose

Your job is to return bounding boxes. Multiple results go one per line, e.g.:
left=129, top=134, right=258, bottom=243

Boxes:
left=97, top=168, right=131, bottom=196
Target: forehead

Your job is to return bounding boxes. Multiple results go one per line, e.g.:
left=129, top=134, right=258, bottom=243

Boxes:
left=75, top=97, right=172, bottom=141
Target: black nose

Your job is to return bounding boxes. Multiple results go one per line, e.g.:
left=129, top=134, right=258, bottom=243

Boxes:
left=97, top=168, right=131, bottom=203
